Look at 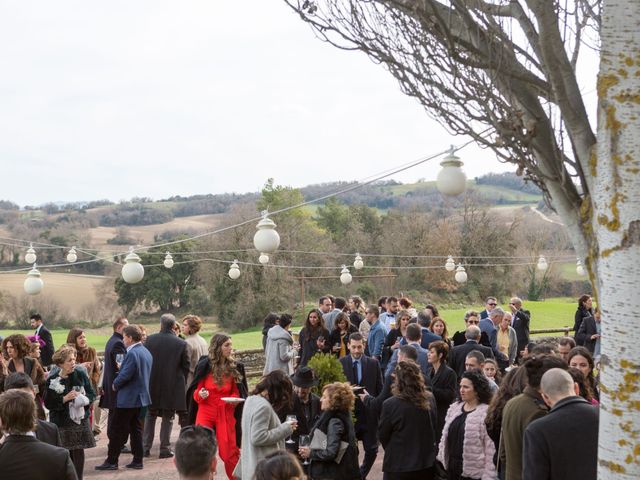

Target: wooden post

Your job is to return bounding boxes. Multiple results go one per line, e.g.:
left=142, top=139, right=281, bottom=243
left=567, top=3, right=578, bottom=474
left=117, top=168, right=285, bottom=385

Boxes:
left=300, top=272, right=305, bottom=311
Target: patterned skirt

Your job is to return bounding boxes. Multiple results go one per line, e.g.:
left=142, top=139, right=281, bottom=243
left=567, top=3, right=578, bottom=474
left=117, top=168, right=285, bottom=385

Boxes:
left=59, top=418, right=96, bottom=450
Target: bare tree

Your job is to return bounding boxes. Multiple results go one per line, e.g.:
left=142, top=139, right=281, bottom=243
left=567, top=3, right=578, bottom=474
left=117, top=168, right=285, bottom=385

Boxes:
left=284, top=1, right=639, bottom=477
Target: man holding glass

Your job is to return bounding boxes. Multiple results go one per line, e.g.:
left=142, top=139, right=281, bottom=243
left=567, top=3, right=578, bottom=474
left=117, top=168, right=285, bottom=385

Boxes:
left=99, top=317, right=128, bottom=431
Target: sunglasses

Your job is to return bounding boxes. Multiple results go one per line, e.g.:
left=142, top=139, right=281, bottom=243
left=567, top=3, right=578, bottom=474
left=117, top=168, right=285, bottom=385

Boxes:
left=179, top=425, right=215, bottom=441
left=488, top=303, right=497, bottom=306
left=467, top=320, right=480, bottom=324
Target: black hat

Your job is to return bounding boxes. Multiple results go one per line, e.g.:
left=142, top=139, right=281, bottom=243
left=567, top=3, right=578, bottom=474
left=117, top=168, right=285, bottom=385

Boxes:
left=290, top=366, right=319, bottom=388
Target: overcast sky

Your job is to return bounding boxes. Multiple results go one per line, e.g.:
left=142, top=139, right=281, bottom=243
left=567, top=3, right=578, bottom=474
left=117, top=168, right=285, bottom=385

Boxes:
left=0, top=1, right=597, bottom=207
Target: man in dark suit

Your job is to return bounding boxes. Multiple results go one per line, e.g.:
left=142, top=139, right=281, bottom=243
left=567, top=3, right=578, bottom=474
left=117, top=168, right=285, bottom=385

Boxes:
left=99, top=317, right=128, bottom=430
left=480, top=296, right=497, bottom=320
left=385, top=324, right=432, bottom=383
left=143, top=313, right=190, bottom=459
left=30, top=313, right=54, bottom=368
left=448, top=325, right=494, bottom=378
left=509, top=297, right=531, bottom=358
left=96, top=325, right=153, bottom=471
left=0, top=390, right=77, bottom=479
left=4, top=372, right=62, bottom=446
left=340, top=332, right=383, bottom=479
left=523, top=368, right=598, bottom=480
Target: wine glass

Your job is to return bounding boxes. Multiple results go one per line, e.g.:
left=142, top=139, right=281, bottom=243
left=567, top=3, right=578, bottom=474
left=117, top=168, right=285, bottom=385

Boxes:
left=285, top=415, right=297, bottom=444
left=299, top=434, right=311, bottom=465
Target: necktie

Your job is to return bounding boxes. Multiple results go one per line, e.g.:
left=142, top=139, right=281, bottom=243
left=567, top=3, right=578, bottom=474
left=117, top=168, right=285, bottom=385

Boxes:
left=353, top=360, right=360, bottom=385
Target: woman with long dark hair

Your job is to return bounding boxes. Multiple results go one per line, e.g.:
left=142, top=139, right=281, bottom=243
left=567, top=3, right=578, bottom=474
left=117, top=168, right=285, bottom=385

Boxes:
left=299, top=382, right=360, bottom=480
left=429, top=317, right=452, bottom=349
left=239, top=370, right=297, bottom=480
left=298, top=309, right=331, bottom=366
left=573, top=294, right=594, bottom=340
left=568, top=346, right=599, bottom=402
left=379, top=361, right=438, bottom=479
left=262, top=312, right=280, bottom=351
left=328, top=312, right=357, bottom=359
left=382, top=310, right=411, bottom=369
left=187, top=333, right=247, bottom=479
left=427, top=340, right=457, bottom=443
left=437, top=370, right=496, bottom=480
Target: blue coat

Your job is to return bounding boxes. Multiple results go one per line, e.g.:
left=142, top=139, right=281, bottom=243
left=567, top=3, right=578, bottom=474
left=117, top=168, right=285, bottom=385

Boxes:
left=99, top=332, right=126, bottom=409
left=385, top=342, right=431, bottom=379
left=113, top=343, right=153, bottom=408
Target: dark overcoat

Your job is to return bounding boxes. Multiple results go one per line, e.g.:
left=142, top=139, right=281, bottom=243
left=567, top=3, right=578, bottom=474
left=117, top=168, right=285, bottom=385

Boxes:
left=145, top=331, right=190, bottom=411
left=99, top=332, right=126, bottom=409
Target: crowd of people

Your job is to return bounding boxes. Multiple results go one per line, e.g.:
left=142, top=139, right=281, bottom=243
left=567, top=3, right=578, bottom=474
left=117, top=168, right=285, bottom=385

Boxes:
left=0, top=294, right=601, bottom=480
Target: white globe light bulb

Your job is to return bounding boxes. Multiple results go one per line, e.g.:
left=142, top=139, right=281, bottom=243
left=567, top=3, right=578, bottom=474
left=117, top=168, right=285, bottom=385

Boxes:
left=340, top=265, right=352, bottom=285
left=24, top=264, right=44, bottom=295
left=67, top=247, right=77, bottom=263
left=25, top=244, right=37, bottom=264
left=253, top=214, right=280, bottom=254
left=437, top=148, right=467, bottom=196
left=353, top=253, right=364, bottom=270
left=164, top=252, right=174, bottom=269
left=454, top=264, right=468, bottom=283
left=228, top=260, right=241, bottom=280
left=259, top=253, right=269, bottom=265
left=537, top=256, right=548, bottom=272
left=445, top=255, right=456, bottom=272
left=122, top=248, right=145, bottom=284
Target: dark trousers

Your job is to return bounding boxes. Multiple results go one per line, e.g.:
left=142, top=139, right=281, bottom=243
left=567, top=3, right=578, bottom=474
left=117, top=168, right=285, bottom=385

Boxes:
left=355, top=415, right=378, bottom=479
left=143, top=408, right=175, bottom=454
left=107, top=407, right=143, bottom=464
left=69, top=448, right=85, bottom=480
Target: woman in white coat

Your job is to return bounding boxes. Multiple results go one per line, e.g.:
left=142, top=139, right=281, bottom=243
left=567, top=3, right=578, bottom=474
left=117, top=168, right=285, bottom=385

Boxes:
left=236, top=370, right=297, bottom=480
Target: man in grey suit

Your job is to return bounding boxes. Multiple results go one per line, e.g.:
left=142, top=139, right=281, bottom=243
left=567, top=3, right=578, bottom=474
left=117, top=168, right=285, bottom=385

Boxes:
left=4, top=372, right=62, bottom=446
left=0, top=390, right=77, bottom=479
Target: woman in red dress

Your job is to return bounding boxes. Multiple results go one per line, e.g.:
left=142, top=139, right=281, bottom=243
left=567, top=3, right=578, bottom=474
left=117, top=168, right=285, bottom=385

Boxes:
left=192, top=333, right=243, bottom=479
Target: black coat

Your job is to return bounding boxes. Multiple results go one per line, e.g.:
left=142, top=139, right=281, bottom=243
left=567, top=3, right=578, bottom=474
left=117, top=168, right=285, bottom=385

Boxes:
left=278, top=393, right=322, bottom=456
left=308, top=410, right=360, bottom=480
left=186, top=355, right=248, bottom=446
left=512, top=309, right=531, bottom=351
left=574, top=306, right=594, bottom=339
left=451, top=330, right=491, bottom=348
left=523, top=396, right=598, bottom=480
left=448, top=340, right=495, bottom=378
left=145, top=331, right=190, bottom=411
left=99, top=332, right=126, bottom=409
left=328, top=325, right=357, bottom=358
left=36, top=419, right=62, bottom=446
left=576, top=316, right=598, bottom=353
left=378, top=396, right=437, bottom=473
left=37, top=325, right=55, bottom=367
left=429, top=363, right=458, bottom=441
left=0, top=435, right=77, bottom=480
left=299, top=326, right=331, bottom=366
left=340, top=354, right=383, bottom=395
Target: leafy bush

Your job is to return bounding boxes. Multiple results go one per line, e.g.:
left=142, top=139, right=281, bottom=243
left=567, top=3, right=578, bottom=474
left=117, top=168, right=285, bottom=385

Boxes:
left=307, top=353, right=347, bottom=395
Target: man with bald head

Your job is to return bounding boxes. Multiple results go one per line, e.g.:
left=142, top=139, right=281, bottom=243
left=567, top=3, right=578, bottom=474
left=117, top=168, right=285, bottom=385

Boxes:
left=523, top=368, right=598, bottom=480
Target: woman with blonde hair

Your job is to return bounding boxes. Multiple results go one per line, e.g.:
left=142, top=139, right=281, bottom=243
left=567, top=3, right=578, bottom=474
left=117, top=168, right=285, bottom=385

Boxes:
left=187, top=333, right=248, bottom=479
left=44, top=344, right=96, bottom=479
left=299, top=382, right=360, bottom=480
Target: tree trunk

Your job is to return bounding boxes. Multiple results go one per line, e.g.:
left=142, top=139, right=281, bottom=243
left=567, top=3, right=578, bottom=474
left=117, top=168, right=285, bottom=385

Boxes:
left=595, top=1, right=640, bottom=477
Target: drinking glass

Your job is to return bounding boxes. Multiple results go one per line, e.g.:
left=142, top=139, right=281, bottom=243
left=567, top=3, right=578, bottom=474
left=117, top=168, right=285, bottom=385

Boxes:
left=285, top=415, right=297, bottom=444
left=115, top=354, right=124, bottom=367
left=299, top=434, right=311, bottom=465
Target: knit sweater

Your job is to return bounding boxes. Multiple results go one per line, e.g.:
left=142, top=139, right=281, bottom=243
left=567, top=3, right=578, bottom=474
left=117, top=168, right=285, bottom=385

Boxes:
left=437, top=401, right=496, bottom=480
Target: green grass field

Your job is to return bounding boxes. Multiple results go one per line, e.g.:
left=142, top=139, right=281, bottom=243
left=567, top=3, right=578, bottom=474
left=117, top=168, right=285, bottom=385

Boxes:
left=2, top=298, right=577, bottom=352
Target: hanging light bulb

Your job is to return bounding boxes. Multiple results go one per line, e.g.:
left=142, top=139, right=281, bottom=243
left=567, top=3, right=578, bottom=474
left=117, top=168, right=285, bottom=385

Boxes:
left=454, top=264, right=468, bottom=283
left=66, top=246, right=78, bottom=263
left=228, top=260, right=241, bottom=280
left=576, top=259, right=586, bottom=276
left=445, top=255, right=456, bottom=272
left=353, top=253, right=364, bottom=270
left=121, top=247, right=145, bottom=284
left=340, top=265, right=353, bottom=285
left=537, top=255, right=548, bottom=271
left=253, top=211, right=280, bottom=254
left=24, top=264, right=44, bottom=295
left=437, top=146, right=467, bottom=196
left=163, top=252, right=174, bottom=269
left=259, top=253, right=269, bottom=265
left=24, top=243, right=37, bottom=264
